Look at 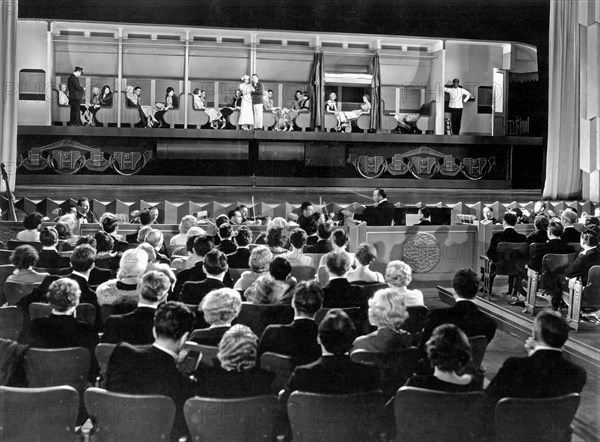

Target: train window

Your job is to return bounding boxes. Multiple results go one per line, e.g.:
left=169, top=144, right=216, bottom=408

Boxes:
left=19, top=69, right=46, bottom=101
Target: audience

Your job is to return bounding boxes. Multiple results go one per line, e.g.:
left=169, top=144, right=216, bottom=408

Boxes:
left=7, top=245, right=49, bottom=284
left=385, top=261, right=424, bottom=306
left=282, top=228, right=313, bottom=267
left=227, top=226, right=252, bottom=268
left=322, top=252, right=365, bottom=309
left=93, top=231, right=121, bottom=273
left=304, top=222, right=333, bottom=254
left=16, top=211, right=43, bottom=242
left=347, top=242, right=383, bottom=283
left=37, top=226, right=66, bottom=268
left=171, top=229, right=209, bottom=270
left=180, top=250, right=228, bottom=304
left=173, top=236, right=216, bottom=296
left=170, top=215, right=199, bottom=246
left=190, top=288, right=242, bottom=346
left=526, top=215, right=550, bottom=244
left=96, top=248, right=148, bottom=309
left=234, top=245, right=272, bottom=291
left=100, top=213, right=129, bottom=252
left=216, top=223, right=237, bottom=255
left=245, top=257, right=296, bottom=304
left=560, top=209, right=581, bottom=243
left=526, top=221, right=570, bottom=272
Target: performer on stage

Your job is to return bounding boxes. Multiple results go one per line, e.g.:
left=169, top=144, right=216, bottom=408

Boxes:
left=67, top=66, right=85, bottom=126
left=444, top=78, right=471, bottom=135
left=342, top=188, right=394, bottom=226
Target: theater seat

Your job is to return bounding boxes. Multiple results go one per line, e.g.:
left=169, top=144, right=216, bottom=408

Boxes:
left=29, top=302, right=96, bottom=327
left=235, top=303, right=294, bottom=337
left=94, top=343, right=117, bottom=388
left=260, top=352, right=294, bottom=394
left=563, top=265, right=600, bottom=332
left=289, top=265, right=315, bottom=281
left=0, top=306, right=24, bottom=341
left=24, top=347, right=91, bottom=392
left=4, top=281, right=41, bottom=305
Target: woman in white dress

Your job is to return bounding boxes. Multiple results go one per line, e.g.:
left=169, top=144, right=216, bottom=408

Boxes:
left=238, top=74, right=255, bottom=130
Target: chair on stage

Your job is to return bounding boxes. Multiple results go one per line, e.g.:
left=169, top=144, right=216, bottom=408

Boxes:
left=494, top=393, right=580, bottom=442
left=29, top=302, right=96, bottom=327
left=0, top=306, right=24, bottom=341
left=260, top=351, right=295, bottom=394
left=563, top=266, right=600, bottom=332
left=94, top=343, right=117, bottom=388
left=287, top=391, right=386, bottom=441
left=480, top=242, right=529, bottom=299
left=0, top=385, right=81, bottom=441
left=85, top=387, right=176, bottom=442
left=4, top=281, right=40, bottom=305
left=184, top=395, right=280, bottom=442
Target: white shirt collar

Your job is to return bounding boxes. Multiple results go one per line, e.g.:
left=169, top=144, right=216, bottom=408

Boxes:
left=530, top=345, right=562, bottom=355
left=42, top=246, right=58, bottom=251
left=138, top=301, right=159, bottom=309
left=152, top=342, right=178, bottom=360
left=71, top=270, right=88, bottom=281
left=455, top=298, right=476, bottom=303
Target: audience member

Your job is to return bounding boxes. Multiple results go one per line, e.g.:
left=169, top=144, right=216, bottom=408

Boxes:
left=267, top=226, right=290, bottom=256
left=234, top=245, right=272, bottom=292
left=143, top=229, right=169, bottom=264
left=385, top=260, right=424, bottom=306
left=217, top=223, right=237, bottom=255
left=282, top=228, right=313, bottom=267
left=245, top=257, right=296, bottom=304
left=93, top=231, right=121, bottom=273
left=322, top=252, right=365, bottom=309
left=190, top=288, right=242, bottom=346
left=170, top=228, right=207, bottom=270
left=561, top=209, right=581, bottom=243
left=16, top=211, right=43, bottom=242
left=415, top=207, right=432, bottom=226
left=125, top=209, right=156, bottom=243
left=100, top=214, right=129, bottom=252
left=304, top=223, right=333, bottom=254
left=564, top=230, right=600, bottom=286
left=55, top=220, right=78, bottom=248
left=347, top=242, right=383, bottom=283
left=526, top=221, right=570, bottom=272
left=170, top=215, right=199, bottom=246
left=96, top=248, right=148, bottom=309
left=36, top=226, right=63, bottom=267
left=227, top=226, right=252, bottom=268
left=173, top=236, right=216, bottom=297
left=318, top=228, right=354, bottom=268
left=526, top=215, right=550, bottom=244
left=101, top=270, right=170, bottom=345
left=180, top=250, right=228, bottom=305
left=7, top=245, right=49, bottom=284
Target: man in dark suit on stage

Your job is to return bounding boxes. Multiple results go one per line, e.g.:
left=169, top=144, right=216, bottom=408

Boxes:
left=75, top=197, right=98, bottom=224
left=421, top=268, right=497, bottom=346
left=67, top=66, right=84, bottom=126
left=227, top=226, right=252, bottom=268
left=343, top=188, right=394, bottom=226
left=106, top=302, right=196, bottom=440
left=180, top=250, right=227, bottom=305
left=322, top=252, right=366, bottom=309
left=486, top=310, right=586, bottom=399
left=102, top=270, right=170, bottom=344
left=259, top=280, right=322, bottom=365
left=527, top=221, right=571, bottom=272
left=415, top=207, right=432, bottom=226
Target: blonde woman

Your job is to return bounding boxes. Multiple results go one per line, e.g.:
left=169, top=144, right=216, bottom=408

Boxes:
left=238, top=74, right=255, bottom=130
left=385, top=260, right=424, bottom=306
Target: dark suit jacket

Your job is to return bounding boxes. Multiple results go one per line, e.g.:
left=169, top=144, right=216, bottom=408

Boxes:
left=106, top=343, right=196, bottom=439
left=189, top=325, right=230, bottom=346
left=486, top=227, right=527, bottom=262
left=250, top=81, right=265, bottom=105
left=564, top=247, right=600, bottom=285
left=67, top=73, right=84, bottom=101
left=486, top=350, right=587, bottom=399
left=37, top=250, right=71, bottom=269
left=305, top=236, right=319, bottom=247
left=76, top=211, right=98, bottom=224
left=526, top=230, right=548, bottom=245
left=101, top=306, right=157, bottom=345
left=173, top=263, right=234, bottom=299
left=112, top=238, right=130, bottom=253
left=304, top=239, right=333, bottom=254
left=527, top=239, right=572, bottom=272
left=354, top=200, right=395, bottom=226
left=217, top=239, right=237, bottom=255
left=259, top=318, right=321, bottom=365
left=194, top=365, right=274, bottom=398
left=227, top=248, right=251, bottom=269
left=180, top=277, right=225, bottom=305
left=415, top=220, right=432, bottom=226
left=561, top=227, right=581, bottom=244
left=125, top=231, right=139, bottom=244
left=323, top=278, right=366, bottom=309
left=420, top=300, right=497, bottom=346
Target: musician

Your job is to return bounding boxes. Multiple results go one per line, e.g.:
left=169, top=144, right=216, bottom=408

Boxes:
left=75, top=197, right=98, bottom=224
left=342, top=188, right=394, bottom=226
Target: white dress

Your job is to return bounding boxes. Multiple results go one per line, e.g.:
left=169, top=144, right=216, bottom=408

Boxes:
left=238, top=83, right=254, bottom=126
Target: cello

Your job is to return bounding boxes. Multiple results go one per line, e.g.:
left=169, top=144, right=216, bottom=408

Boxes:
left=1, top=163, right=18, bottom=221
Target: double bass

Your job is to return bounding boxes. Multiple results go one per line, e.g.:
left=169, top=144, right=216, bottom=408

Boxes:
left=1, top=163, right=18, bottom=221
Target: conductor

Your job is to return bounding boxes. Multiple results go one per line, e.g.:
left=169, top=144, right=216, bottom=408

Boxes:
left=342, top=188, right=394, bottom=226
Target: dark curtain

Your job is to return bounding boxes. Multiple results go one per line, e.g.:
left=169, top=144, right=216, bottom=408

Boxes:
left=310, top=51, right=324, bottom=130
left=369, top=54, right=382, bottom=131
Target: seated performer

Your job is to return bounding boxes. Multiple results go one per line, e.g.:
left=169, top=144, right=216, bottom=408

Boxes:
left=335, top=94, right=372, bottom=132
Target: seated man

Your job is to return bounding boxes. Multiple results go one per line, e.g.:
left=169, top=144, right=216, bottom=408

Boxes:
left=106, top=302, right=196, bottom=440
left=173, top=235, right=214, bottom=296
left=259, top=280, right=323, bottom=365
left=102, top=270, right=171, bottom=344
left=180, top=250, right=228, bottom=305
left=304, top=222, right=333, bottom=254
left=125, top=209, right=157, bottom=244
left=560, top=209, right=581, bottom=244
left=37, top=226, right=70, bottom=268
left=216, top=223, right=237, bottom=255
left=322, top=252, right=365, bottom=309
left=526, top=215, right=550, bottom=245
left=280, top=309, right=379, bottom=402
left=227, top=226, right=252, bottom=269
left=527, top=221, right=571, bottom=273
left=564, top=229, right=600, bottom=285
left=421, top=268, right=497, bottom=347
left=415, top=207, right=432, bottom=226
left=486, top=310, right=586, bottom=399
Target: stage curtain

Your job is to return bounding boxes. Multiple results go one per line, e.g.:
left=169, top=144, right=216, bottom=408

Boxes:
left=369, top=54, right=381, bottom=131
left=310, top=51, right=324, bottom=130
left=543, top=0, right=582, bottom=199
left=0, top=0, right=19, bottom=191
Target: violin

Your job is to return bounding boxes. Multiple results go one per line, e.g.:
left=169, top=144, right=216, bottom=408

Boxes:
left=1, top=163, right=17, bottom=221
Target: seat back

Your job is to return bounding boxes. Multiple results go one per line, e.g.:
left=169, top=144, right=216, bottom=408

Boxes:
left=0, top=249, right=12, bottom=265
left=568, top=242, right=582, bottom=253
left=288, top=391, right=385, bottom=441
left=228, top=267, right=248, bottom=284
left=494, top=393, right=580, bottom=442
left=540, top=253, right=578, bottom=290
left=290, top=265, right=316, bottom=281
left=495, top=242, right=529, bottom=276
left=7, top=240, right=42, bottom=251
left=467, top=335, right=488, bottom=370
left=51, top=89, right=71, bottom=125
left=85, top=387, right=176, bottom=442
left=187, top=94, right=210, bottom=128
left=394, top=387, right=486, bottom=442
left=0, top=306, right=24, bottom=341
left=0, top=385, right=80, bottom=441
left=4, top=281, right=40, bottom=305
left=235, top=303, right=294, bottom=337
left=94, top=343, right=117, bottom=388
left=197, top=344, right=219, bottom=367
left=121, top=91, right=142, bottom=127
left=403, top=305, right=429, bottom=336
left=0, top=264, right=15, bottom=296
left=582, top=265, right=600, bottom=309
left=95, top=99, right=118, bottom=126
left=184, top=395, right=280, bottom=442
left=28, top=302, right=96, bottom=326
left=162, top=93, right=186, bottom=127
left=360, top=282, right=389, bottom=299
left=260, top=351, right=295, bottom=393
left=314, top=307, right=361, bottom=326
left=24, top=347, right=91, bottom=391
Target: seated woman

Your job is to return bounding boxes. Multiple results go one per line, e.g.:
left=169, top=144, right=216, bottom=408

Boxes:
left=191, top=288, right=243, bottom=346
left=287, top=90, right=309, bottom=128
left=318, top=228, right=355, bottom=268
left=54, top=221, right=78, bottom=250
left=81, top=87, right=101, bottom=127
left=194, top=324, right=275, bottom=397
left=96, top=248, right=148, bottom=310
left=125, top=85, right=158, bottom=128
left=58, top=83, right=69, bottom=106
left=347, top=242, right=384, bottom=283
left=99, top=84, right=113, bottom=107
left=16, top=211, right=43, bottom=242
left=255, top=217, right=289, bottom=244
left=219, top=90, right=242, bottom=129
left=244, top=257, right=297, bottom=304
left=93, top=231, right=121, bottom=274
left=192, top=89, right=223, bottom=129
left=266, top=226, right=290, bottom=256
left=336, top=94, right=371, bottom=132
left=385, top=260, right=424, bottom=306
left=233, top=246, right=273, bottom=292
left=7, top=245, right=49, bottom=284
left=405, top=324, right=480, bottom=392
left=155, top=87, right=180, bottom=128
left=351, top=288, right=413, bottom=354
left=170, top=215, right=200, bottom=247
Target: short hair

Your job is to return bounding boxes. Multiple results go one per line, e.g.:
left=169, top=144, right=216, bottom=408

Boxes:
left=368, top=288, right=408, bottom=330
left=166, top=86, right=174, bottom=95
left=70, top=244, right=96, bottom=272
left=10, top=245, right=38, bottom=269
left=217, top=324, right=258, bottom=371
left=94, top=231, right=114, bottom=253
left=134, top=86, right=141, bottom=92
left=331, top=229, right=349, bottom=248
left=534, top=215, right=549, bottom=232
left=356, top=243, right=377, bottom=266
left=561, top=209, right=577, bottom=224
left=249, top=245, right=272, bottom=272
left=512, top=208, right=523, bottom=219
left=317, top=223, right=332, bottom=240
left=215, top=214, right=229, bottom=227
left=218, top=223, right=233, bottom=239
left=149, top=263, right=176, bottom=288
left=269, top=256, right=292, bottom=281
left=203, top=250, right=228, bottom=275
left=419, top=207, right=431, bottom=219
left=385, top=261, right=412, bottom=288
left=75, top=235, right=97, bottom=249
left=23, top=212, right=43, bottom=230
left=193, top=88, right=200, bottom=95
left=118, top=248, right=148, bottom=278
left=325, top=252, right=351, bottom=276
left=452, top=268, right=479, bottom=299
left=267, top=226, right=289, bottom=249
left=137, top=242, right=156, bottom=263
left=47, top=278, right=80, bottom=312
left=76, top=197, right=90, bottom=207
left=548, top=221, right=564, bottom=237
left=39, top=226, right=59, bottom=247
left=154, top=302, right=194, bottom=341
left=299, top=216, right=318, bottom=236
left=534, top=310, right=569, bottom=348
left=244, top=275, right=279, bottom=304
left=139, top=209, right=153, bottom=226
left=192, top=235, right=214, bottom=257
left=144, top=229, right=164, bottom=250
left=483, top=207, right=493, bottom=214
left=267, top=89, right=273, bottom=93
left=581, top=229, right=599, bottom=247
left=503, top=212, right=518, bottom=226
left=234, top=226, right=252, bottom=247
left=54, top=222, right=73, bottom=239
left=293, top=280, right=323, bottom=315
left=289, top=228, right=307, bottom=249
left=228, top=209, right=241, bottom=220
left=300, top=202, right=313, bottom=213
left=178, top=215, right=197, bottom=234
left=426, top=324, right=472, bottom=372
left=140, top=270, right=171, bottom=302
left=318, top=309, right=356, bottom=354
left=136, top=225, right=153, bottom=244
left=101, top=215, right=119, bottom=234
left=375, top=188, right=387, bottom=199
left=201, top=288, right=242, bottom=325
